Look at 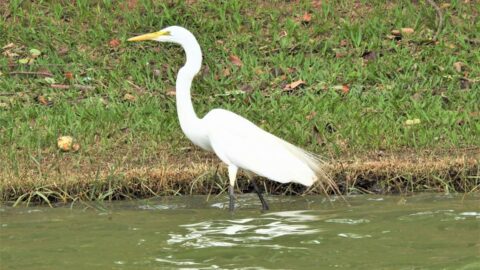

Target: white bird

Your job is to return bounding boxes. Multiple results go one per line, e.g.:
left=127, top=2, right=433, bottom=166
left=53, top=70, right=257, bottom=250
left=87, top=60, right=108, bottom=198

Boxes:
left=128, top=26, right=337, bottom=211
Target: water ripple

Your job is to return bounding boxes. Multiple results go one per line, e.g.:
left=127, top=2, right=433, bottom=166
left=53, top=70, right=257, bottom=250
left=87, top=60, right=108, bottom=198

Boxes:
left=168, top=210, right=321, bottom=249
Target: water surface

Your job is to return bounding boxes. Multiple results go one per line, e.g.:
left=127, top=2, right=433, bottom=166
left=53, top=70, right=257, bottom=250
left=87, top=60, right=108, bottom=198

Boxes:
left=1, top=194, right=479, bottom=269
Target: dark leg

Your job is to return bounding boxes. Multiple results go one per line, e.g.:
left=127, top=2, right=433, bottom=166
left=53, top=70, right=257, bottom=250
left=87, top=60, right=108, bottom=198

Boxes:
left=251, top=179, right=269, bottom=211
left=228, top=185, right=235, bottom=212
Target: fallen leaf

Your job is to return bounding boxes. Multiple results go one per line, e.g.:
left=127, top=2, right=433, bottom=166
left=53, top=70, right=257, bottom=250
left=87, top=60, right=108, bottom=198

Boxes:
left=335, top=51, right=347, bottom=58
left=339, top=39, right=348, bottom=47
left=123, top=93, right=136, bottom=102
left=36, top=95, right=50, bottom=106
left=153, top=69, right=161, bottom=77
left=325, top=122, right=336, bottom=133
left=312, top=125, right=325, bottom=146
left=440, top=3, right=450, bottom=8
left=459, top=78, right=470, bottom=89
left=127, top=0, right=138, bottom=9
left=362, top=51, right=377, bottom=61
left=405, top=118, right=421, bottom=125
left=453, top=62, right=463, bottom=73
left=411, top=92, right=422, bottom=101
left=18, top=58, right=30, bottom=64
left=29, top=48, right=41, bottom=57
left=166, top=89, right=176, bottom=96
left=57, top=46, right=69, bottom=55
left=254, top=68, right=264, bottom=75
left=72, top=143, right=81, bottom=152
left=312, top=0, right=322, bottom=8
left=469, top=111, right=479, bottom=118
left=50, top=84, right=70, bottom=89
left=44, top=77, right=56, bottom=84
left=333, top=84, right=349, bottom=94
left=222, top=68, right=231, bottom=77
left=240, top=84, right=254, bottom=93
left=302, top=12, right=312, bottom=23
left=391, top=29, right=401, bottom=36
left=2, top=43, right=15, bottom=50
left=57, top=136, right=74, bottom=151
left=306, top=111, right=317, bottom=120
left=400, top=28, right=414, bottom=34
left=283, top=80, right=306, bottom=91
left=445, top=43, right=456, bottom=49
left=109, top=39, right=121, bottom=48
left=65, top=71, right=73, bottom=80
left=228, top=55, right=243, bottom=67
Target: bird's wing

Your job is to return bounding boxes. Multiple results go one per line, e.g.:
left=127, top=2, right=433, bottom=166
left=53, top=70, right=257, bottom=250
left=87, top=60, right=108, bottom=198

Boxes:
left=202, top=109, right=328, bottom=187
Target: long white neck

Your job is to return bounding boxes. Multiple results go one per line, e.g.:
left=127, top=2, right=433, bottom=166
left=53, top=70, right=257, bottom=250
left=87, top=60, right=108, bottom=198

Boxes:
left=175, top=32, right=210, bottom=150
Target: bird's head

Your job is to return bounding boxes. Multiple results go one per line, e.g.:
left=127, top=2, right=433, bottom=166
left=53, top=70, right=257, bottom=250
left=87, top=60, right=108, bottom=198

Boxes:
left=127, top=26, right=192, bottom=45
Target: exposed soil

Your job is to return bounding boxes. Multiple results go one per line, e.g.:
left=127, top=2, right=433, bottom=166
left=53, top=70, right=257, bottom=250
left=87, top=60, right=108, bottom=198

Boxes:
left=1, top=147, right=478, bottom=203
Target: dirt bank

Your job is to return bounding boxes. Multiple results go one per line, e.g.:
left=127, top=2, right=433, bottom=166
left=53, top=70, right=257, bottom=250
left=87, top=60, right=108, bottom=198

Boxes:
left=1, top=147, right=478, bottom=204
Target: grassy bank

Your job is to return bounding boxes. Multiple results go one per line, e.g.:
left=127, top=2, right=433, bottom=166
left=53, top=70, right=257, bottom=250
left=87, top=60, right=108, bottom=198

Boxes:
left=1, top=0, right=479, bottom=204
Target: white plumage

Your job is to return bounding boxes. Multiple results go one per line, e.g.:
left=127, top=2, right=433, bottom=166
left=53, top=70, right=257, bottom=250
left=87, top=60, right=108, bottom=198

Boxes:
left=128, top=26, right=336, bottom=210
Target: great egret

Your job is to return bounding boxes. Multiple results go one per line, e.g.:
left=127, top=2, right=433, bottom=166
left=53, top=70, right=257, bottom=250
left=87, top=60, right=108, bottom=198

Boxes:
left=128, top=26, right=337, bottom=211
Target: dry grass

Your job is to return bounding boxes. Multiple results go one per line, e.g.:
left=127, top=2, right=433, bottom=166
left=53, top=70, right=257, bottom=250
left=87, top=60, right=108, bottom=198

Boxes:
left=2, top=147, right=478, bottom=205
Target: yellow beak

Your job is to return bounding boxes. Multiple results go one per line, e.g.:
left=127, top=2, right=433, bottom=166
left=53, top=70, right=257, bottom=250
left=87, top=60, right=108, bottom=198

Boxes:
left=127, top=30, right=170, bottom=42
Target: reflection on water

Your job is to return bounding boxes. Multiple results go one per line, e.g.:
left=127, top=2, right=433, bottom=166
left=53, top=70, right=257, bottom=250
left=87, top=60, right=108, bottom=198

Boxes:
left=1, top=194, right=479, bottom=270
left=168, top=210, right=320, bottom=249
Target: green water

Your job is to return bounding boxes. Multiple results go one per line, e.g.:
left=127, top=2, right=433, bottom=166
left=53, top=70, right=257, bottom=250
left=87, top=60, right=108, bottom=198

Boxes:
left=0, top=194, right=479, bottom=269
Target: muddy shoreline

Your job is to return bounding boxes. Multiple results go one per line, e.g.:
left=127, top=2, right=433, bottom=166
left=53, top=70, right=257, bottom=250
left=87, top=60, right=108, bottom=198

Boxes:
left=1, top=148, right=478, bottom=204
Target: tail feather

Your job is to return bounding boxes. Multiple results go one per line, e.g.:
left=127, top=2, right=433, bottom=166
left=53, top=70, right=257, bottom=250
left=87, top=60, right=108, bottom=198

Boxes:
left=283, top=142, right=339, bottom=195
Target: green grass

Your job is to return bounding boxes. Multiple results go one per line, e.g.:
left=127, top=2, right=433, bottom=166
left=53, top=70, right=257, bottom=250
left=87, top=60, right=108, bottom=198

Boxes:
left=0, top=0, right=479, bottom=179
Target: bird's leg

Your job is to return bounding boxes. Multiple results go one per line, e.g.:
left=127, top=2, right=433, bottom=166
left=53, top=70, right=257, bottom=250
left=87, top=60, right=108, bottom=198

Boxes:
left=251, top=179, right=269, bottom=211
left=228, top=165, right=238, bottom=212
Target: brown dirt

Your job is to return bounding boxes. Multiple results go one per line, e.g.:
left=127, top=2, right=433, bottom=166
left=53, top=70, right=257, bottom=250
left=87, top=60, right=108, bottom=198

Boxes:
left=1, top=147, right=478, bottom=203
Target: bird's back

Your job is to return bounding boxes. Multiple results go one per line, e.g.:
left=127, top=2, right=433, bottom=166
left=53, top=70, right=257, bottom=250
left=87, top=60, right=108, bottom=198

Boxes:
left=202, top=109, right=330, bottom=187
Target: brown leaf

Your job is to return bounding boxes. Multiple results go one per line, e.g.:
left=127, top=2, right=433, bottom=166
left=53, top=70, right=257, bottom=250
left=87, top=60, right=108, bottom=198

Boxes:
left=50, top=84, right=70, bottom=89
left=36, top=95, right=50, bottom=106
left=72, top=143, right=81, bottom=152
left=64, top=71, right=73, bottom=80
left=306, top=111, right=317, bottom=121
left=401, top=28, right=414, bottom=34
left=362, top=51, right=377, bottom=61
left=335, top=51, right=347, bottom=58
left=240, top=84, right=254, bottom=93
left=166, top=88, right=176, bottom=96
left=109, top=39, right=121, bottom=48
left=460, top=78, right=471, bottom=89
left=222, top=68, right=231, bottom=77
left=391, top=29, right=401, bottom=36
left=312, top=0, right=322, bottom=8
left=228, top=55, right=243, bottom=67
left=339, top=39, right=348, bottom=47
left=123, top=93, right=136, bottom=102
left=127, top=0, right=138, bottom=9
left=283, top=80, right=306, bottom=91
left=302, top=12, right=312, bottom=23
left=333, top=84, right=350, bottom=94
left=312, top=125, right=325, bottom=146
left=453, top=62, right=463, bottom=73
left=57, top=46, right=69, bottom=55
